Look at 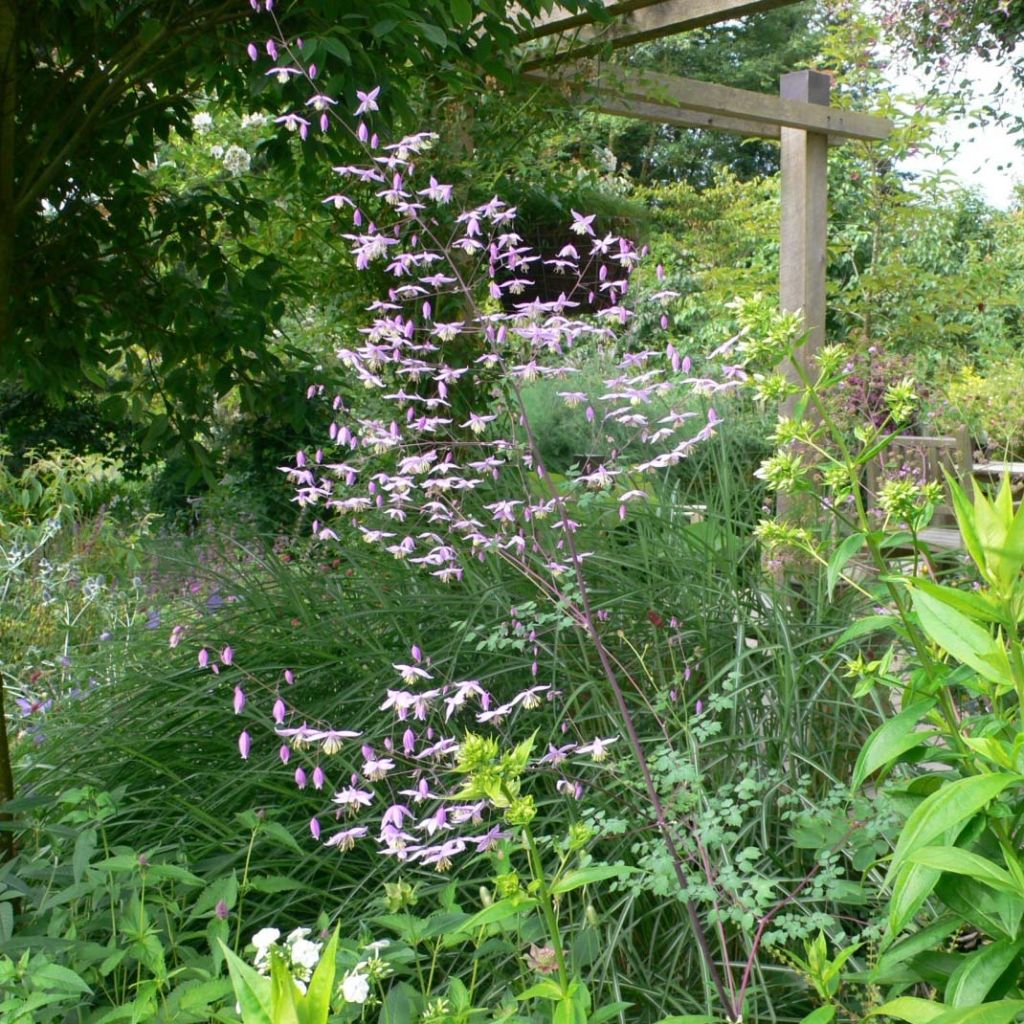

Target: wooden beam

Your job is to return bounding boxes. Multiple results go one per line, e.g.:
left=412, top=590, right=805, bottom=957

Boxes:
left=525, top=63, right=892, bottom=141
left=522, top=0, right=800, bottom=42
left=578, top=91, right=782, bottom=138
left=779, top=69, right=829, bottom=396
left=523, top=0, right=802, bottom=62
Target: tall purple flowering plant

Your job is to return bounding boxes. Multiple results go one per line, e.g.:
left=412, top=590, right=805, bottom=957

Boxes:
left=202, top=6, right=822, bottom=1021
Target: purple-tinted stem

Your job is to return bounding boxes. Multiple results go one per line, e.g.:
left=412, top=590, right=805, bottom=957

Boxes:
left=507, top=377, right=738, bottom=1017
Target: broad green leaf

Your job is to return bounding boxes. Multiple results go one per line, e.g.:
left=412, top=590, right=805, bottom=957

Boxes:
left=219, top=942, right=272, bottom=1024
left=297, top=926, right=338, bottom=1024
left=908, top=847, right=1022, bottom=896
left=271, top=955, right=301, bottom=1024
left=946, top=939, right=1024, bottom=1007
left=451, top=897, right=536, bottom=936
left=948, top=474, right=986, bottom=579
left=887, top=861, right=944, bottom=941
left=831, top=614, right=902, bottom=649
left=828, top=533, right=865, bottom=597
left=589, top=1001, right=633, bottom=1024
left=929, top=1000, right=1024, bottom=1024
left=912, top=579, right=1003, bottom=624
left=551, top=864, right=634, bottom=894
left=910, top=587, right=1011, bottom=685
left=871, top=916, right=960, bottom=982
left=798, top=1008, right=836, bottom=1024
left=379, top=982, right=416, bottom=1024
left=867, top=997, right=945, bottom=1023
left=887, top=774, right=1018, bottom=882
left=935, top=875, right=1024, bottom=941
left=852, top=699, right=937, bottom=792
left=517, top=980, right=565, bottom=1002
left=247, top=874, right=309, bottom=894
left=30, top=963, right=92, bottom=995
left=555, top=996, right=576, bottom=1024
left=450, top=0, right=473, bottom=25
left=963, top=737, right=1016, bottom=770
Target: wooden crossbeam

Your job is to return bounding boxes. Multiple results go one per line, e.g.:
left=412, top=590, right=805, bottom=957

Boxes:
left=526, top=63, right=892, bottom=141
left=577, top=91, right=783, bottom=138
left=522, top=0, right=802, bottom=63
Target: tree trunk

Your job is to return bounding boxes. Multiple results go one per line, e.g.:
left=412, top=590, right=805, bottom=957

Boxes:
left=0, top=0, right=15, bottom=356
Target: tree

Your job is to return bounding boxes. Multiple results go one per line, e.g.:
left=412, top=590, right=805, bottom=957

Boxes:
left=0, top=0, right=590, bottom=482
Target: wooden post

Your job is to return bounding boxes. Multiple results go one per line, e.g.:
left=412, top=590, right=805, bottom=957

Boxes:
left=779, top=70, right=830, bottom=390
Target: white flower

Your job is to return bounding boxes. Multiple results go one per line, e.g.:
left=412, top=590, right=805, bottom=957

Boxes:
left=192, top=111, right=214, bottom=133
left=290, top=937, right=322, bottom=972
left=252, top=927, right=280, bottom=950
left=222, top=144, right=251, bottom=177
left=285, top=927, right=311, bottom=945
left=341, top=972, right=371, bottom=1004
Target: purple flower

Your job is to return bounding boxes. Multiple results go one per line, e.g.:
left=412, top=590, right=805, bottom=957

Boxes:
left=354, top=86, right=381, bottom=116
left=333, top=786, right=374, bottom=814
left=324, top=826, right=368, bottom=851
left=215, top=899, right=230, bottom=920
left=238, top=731, right=251, bottom=760
left=312, top=765, right=326, bottom=790
left=233, top=687, right=246, bottom=714
left=221, top=645, right=234, bottom=666
left=198, top=648, right=210, bottom=669
left=570, top=210, right=596, bottom=236
left=272, top=698, right=286, bottom=725
left=310, top=817, right=322, bottom=840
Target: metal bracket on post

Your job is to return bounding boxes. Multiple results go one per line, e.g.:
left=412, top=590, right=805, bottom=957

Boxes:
left=779, top=69, right=830, bottom=400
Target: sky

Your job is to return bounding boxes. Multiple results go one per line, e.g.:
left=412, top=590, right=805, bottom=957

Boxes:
left=884, top=48, right=1024, bottom=209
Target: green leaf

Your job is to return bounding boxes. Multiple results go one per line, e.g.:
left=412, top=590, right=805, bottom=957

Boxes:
left=550, top=864, right=635, bottom=894
left=589, top=1001, right=633, bottom=1024
left=450, top=0, right=473, bottom=25
left=554, top=997, right=575, bottom=1024
left=652, top=1016, right=720, bottom=1024
left=30, top=963, right=93, bottom=995
left=908, top=847, right=1022, bottom=896
left=929, top=1001, right=1024, bottom=1024
left=887, top=774, right=1018, bottom=883
left=379, top=981, right=415, bottom=1024
left=450, top=897, right=535, bottom=936
left=517, top=980, right=564, bottom=1002
left=220, top=941, right=272, bottom=1024
left=297, top=926, right=338, bottom=1024
left=867, top=997, right=945, bottom=1023
left=948, top=474, right=987, bottom=579
left=831, top=614, right=902, bottom=649
left=271, top=955, right=301, bottom=1024
left=872, top=916, right=959, bottom=982
left=798, top=1008, right=836, bottom=1024
left=828, top=532, right=865, bottom=597
left=247, top=874, right=309, bottom=894
left=852, top=699, right=937, bottom=792
left=946, top=939, right=1024, bottom=1007
left=910, top=587, right=1012, bottom=685
left=886, top=861, right=944, bottom=941
left=73, top=828, right=97, bottom=884
left=912, top=579, right=1004, bottom=624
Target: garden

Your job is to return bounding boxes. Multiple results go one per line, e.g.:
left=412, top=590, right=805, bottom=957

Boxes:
left=3, top=1, right=1024, bottom=1023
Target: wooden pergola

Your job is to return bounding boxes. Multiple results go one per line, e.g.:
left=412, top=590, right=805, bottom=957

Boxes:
left=517, top=0, right=893, bottom=375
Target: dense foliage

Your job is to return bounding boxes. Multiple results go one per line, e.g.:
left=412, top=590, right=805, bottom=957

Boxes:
left=4, top=1, right=1024, bottom=1023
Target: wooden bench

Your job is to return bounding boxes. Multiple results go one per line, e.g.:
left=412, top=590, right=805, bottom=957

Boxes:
left=865, top=429, right=972, bottom=551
